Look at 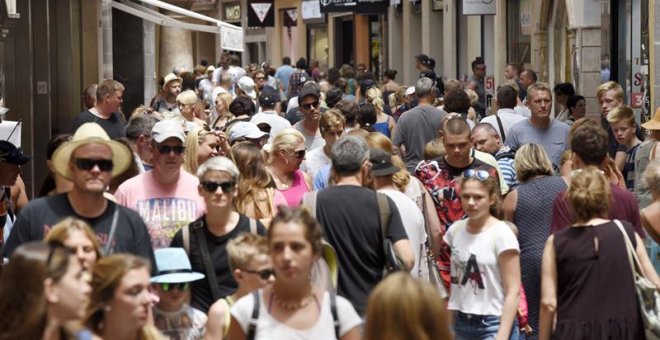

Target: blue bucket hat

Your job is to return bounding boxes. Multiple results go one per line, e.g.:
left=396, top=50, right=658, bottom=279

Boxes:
left=151, top=248, right=205, bottom=283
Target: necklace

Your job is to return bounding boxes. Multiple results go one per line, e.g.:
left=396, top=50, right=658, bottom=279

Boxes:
left=271, top=289, right=314, bottom=310
left=269, top=167, right=292, bottom=189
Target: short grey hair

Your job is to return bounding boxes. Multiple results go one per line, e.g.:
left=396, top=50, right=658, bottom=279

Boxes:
left=331, top=136, right=369, bottom=176
left=415, top=77, right=435, bottom=98
left=196, top=156, right=239, bottom=182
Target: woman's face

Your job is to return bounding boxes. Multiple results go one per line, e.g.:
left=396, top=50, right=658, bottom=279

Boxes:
left=48, top=256, right=91, bottom=322
left=197, top=134, right=220, bottom=165
left=460, top=179, right=494, bottom=220
left=571, top=99, right=586, bottom=118
left=269, top=221, right=316, bottom=282
left=64, top=229, right=98, bottom=270
left=198, top=170, right=236, bottom=210
left=215, top=96, right=226, bottom=114
left=107, top=267, right=152, bottom=331
left=281, top=141, right=306, bottom=171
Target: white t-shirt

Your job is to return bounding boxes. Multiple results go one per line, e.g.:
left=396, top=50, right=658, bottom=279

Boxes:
left=480, top=108, right=527, bottom=142
left=301, top=147, right=331, bottom=179
left=231, top=290, right=362, bottom=340
left=379, top=188, right=426, bottom=279
left=153, top=304, right=207, bottom=340
left=251, top=111, right=292, bottom=141
left=444, top=219, right=519, bottom=316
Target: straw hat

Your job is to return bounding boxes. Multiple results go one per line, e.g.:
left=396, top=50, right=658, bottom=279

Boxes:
left=162, top=73, right=183, bottom=90
left=642, top=107, right=660, bottom=131
left=52, top=123, right=132, bottom=180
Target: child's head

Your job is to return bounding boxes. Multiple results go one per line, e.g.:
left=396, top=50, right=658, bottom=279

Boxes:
left=151, top=248, right=205, bottom=311
left=424, top=138, right=446, bottom=161
left=227, top=233, right=272, bottom=291
left=607, top=105, right=637, bottom=146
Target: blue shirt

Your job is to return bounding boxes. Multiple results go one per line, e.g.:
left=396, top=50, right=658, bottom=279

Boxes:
left=274, top=65, right=295, bottom=92
left=313, top=165, right=331, bottom=191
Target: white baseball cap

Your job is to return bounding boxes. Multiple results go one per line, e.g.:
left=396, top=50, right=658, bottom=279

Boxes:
left=152, top=119, right=186, bottom=143
left=228, top=122, right=269, bottom=143
left=405, top=86, right=416, bottom=96
left=237, top=76, right=257, bottom=99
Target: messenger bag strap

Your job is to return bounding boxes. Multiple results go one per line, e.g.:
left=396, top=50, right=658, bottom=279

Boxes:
left=192, top=219, right=222, bottom=301
left=495, top=114, right=506, bottom=142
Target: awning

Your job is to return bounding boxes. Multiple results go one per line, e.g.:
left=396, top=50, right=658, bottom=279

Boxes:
left=111, top=0, right=244, bottom=52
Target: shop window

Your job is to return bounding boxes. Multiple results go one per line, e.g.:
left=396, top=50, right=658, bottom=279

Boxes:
left=506, top=0, right=531, bottom=68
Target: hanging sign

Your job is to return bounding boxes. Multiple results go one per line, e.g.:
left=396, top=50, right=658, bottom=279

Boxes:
left=248, top=0, right=274, bottom=27
left=320, top=0, right=357, bottom=13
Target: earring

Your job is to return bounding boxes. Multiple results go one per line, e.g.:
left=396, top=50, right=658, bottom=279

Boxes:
left=104, top=305, right=111, bottom=312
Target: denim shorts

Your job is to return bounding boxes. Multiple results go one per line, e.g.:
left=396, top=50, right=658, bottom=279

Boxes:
left=453, top=311, right=519, bottom=340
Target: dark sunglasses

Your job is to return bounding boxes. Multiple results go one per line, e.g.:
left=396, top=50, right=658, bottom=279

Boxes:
left=74, top=158, right=114, bottom=172
left=300, top=101, right=320, bottom=110
left=159, top=282, right=190, bottom=292
left=463, top=169, right=490, bottom=181
left=157, top=145, right=186, bottom=155
left=255, top=76, right=265, bottom=80
left=291, top=149, right=306, bottom=159
left=243, top=268, right=274, bottom=280
left=201, top=180, right=236, bottom=193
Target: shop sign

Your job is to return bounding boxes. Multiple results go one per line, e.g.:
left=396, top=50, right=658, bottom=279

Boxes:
left=248, top=0, right=274, bottom=27
left=320, top=0, right=357, bottom=13
left=520, top=0, right=532, bottom=35
left=302, top=0, right=322, bottom=19
left=357, top=0, right=388, bottom=14
left=220, top=24, right=244, bottom=52
left=462, top=0, right=496, bottom=16
left=283, top=9, right=298, bottom=27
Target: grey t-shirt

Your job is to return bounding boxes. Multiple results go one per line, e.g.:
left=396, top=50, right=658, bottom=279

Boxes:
left=293, top=121, right=325, bottom=151
left=505, top=119, right=570, bottom=167
left=392, top=105, right=446, bottom=172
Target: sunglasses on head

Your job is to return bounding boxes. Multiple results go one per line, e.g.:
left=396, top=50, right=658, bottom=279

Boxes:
left=201, top=180, right=236, bottom=193
left=157, top=145, right=186, bottom=155
left=463, top=169, right=490, bottom=181
left=291, top=149, right=306, bottom=159
left=300, top=101, right=320, bottom=110
left=243, top=268, right=274, bottom=280
left=159, top=282, right=190, bottom=292
left=74, top=158, right=114, bottom=172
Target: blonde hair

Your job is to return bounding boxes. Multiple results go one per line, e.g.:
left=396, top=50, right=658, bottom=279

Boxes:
left=568, top=166, right=611, bottom=221
left=607, top=105, right=636, bottom=126
left=45, top=218, right=102, bottom=261
left=464, top=89, right=478, bottom=106
left=596, top=81, right=624, bottom=102
left=515, top=143, right=554, bottom=182
left=424, top=138, right=446, bottom=160
left=216, top=92, right=233, bottom=113
left=270, top=128, right=305, bottom=163
left=231, top=142, right=274, bottom=219
left=365, top=132, right=410, bottom=191
left=645, top=159, right=660, bottom=195
left=365, top=87, right=385, bottom=113
left=364, top=273, right=452, bottom=340
left=177, top=90, right=198, bottom=106
left=183, top=126, right=216, bottom=174
left=319, top=109, right=346, bottom=135
left=226, top=233, right=268, bottom=272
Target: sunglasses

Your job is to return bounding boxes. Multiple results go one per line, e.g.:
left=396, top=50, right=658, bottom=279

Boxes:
left=463, top=169, right=490, bottom=181
left=300, top=101, right=320, bottom=110
left=159, top=282, right=190, bottom=292
left=290, top=149, right=306, bottom=159
left=157, top=145, right=186, bottom=155
left=201, top=180, right=236, bottom=193
left=74, top=158, right=114, bottom=172
left=255, top=76, right=266, bottom=80
left=243, top=268, right=274, bottom=280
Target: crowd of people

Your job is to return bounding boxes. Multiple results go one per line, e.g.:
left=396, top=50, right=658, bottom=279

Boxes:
left=0, top=52, right=659, bottom=340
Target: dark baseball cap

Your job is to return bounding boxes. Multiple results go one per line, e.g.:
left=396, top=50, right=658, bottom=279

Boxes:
left=369, top=148, right=399, bottom=177
left=298, top=86, right=320, bottom=102
left=0, top=140, right=31, bottom=165
left=259, top=86, right=280, bottom=107
left=416, top=54, right=433, bottom=67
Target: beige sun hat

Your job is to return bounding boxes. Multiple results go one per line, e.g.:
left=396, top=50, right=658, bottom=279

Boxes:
left=162, top=73, right=183, bottom=90
left=52, top=123, right=132, bottom=180
left=641, top=107, right=660, bottom=131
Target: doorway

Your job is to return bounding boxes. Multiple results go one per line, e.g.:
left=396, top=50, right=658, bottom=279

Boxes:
left=334, top=16, right=354, bottom=66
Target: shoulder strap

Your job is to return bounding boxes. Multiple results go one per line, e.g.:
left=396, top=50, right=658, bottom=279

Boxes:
left=249, top=218, right=257, bottom=234
left=301, top=191, right=318, bottom=218
left=376, top=193, right=391, bottom=240
left=182, top=224, right=190, bottom=254
left=330, top=291, right=340, bottom=339
left=192, top=219, right=222, bottom=301
left=220, top=298, right=232, bottom=339
left=495, top=114, right=506, bottom=142
left=246, top=291, right=260, bottom=340
left=102, top=207, right=120, bottom=256
left=613, top=219, right=645, bottom=278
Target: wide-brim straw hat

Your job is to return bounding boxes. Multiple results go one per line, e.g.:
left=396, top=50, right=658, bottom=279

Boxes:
left=52, top=122, right=132, bottom=180
left=642, top=107, right=660, bottom=130
left=162, top=73, right=183, bottom=90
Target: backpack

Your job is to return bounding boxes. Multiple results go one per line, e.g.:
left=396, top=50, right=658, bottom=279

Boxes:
left=246, top=290, right=339, bottom=340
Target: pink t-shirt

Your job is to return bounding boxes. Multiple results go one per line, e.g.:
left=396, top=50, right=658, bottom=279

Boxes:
left=277, top=170, right=310, bottom=207
left=115, top=171, right=206, bottom=249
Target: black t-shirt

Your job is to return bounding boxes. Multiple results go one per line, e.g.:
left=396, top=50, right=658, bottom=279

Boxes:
left=315, top=186, right=408, bottom=316
left=170, top=214, right=266, bottom=313
left=3, top=194, right=155, bottom=266
left=71, top=110, right=126, bottom=139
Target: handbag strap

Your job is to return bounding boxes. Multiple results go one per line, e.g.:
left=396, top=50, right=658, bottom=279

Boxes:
left=192, top=219, right=223, bottom=301
left=613, top=219, right=646, bottom=279
left=495, top=114, right=506, bottom=142
left=102, top=207, right=120, bottom=256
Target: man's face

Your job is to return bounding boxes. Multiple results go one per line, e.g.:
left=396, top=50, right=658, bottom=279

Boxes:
left=106, top=90, right=124, bottom=112
left=473, top=64, right=486, bottom=79
left=504, top=65, right=515, bottom=80
left=527, top=90, right=552, bottom=120
left=471, top=129, right=500, bottom=155
left=599, top=89, right=623, bottom=117
left=443, top=132, right=472, bottom=165
left=321, top=125, right=344, bottom=149
left=300, top=95, right=321, bottom=121
left=150, top=138, right=184, bottom=174
left=520, top=71, right=533, bottom=88
left=254, top=73, right=266, bottom=90
left=168, top=81, right=182, bottom=97
left=68, top=143, right=113, bottom=194
left=220, top=56, right=230, bottom=69
left=611, top=120, right=636, bottom=146
left=0, top=162, right=22, bottom=186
